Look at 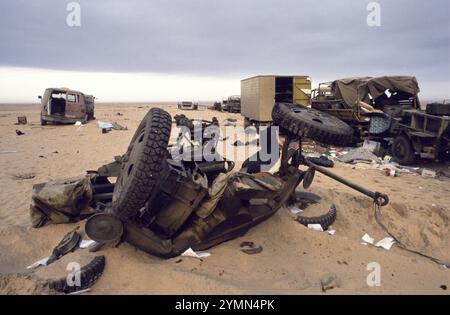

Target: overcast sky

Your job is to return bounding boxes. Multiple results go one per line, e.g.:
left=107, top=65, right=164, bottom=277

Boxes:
left=0, top=0, right=449, bottom=102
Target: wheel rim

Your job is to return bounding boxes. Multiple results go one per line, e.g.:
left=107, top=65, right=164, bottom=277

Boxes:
left=113, top=128, right=146, bottom=203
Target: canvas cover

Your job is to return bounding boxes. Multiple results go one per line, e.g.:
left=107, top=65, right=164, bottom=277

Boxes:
left=332, top=76, right=420, bottom=108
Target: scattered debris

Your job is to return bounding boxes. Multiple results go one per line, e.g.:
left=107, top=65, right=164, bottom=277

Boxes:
left=79, top=240, right=96, bottom=249
left=321, top=273, right=341, bottom=292
left=15, top=116, right=27, bottom=125
left=307, top=224, right=324, bottom=232
left=361, top=233, right=374, bottom=245
left=362, top=139, right=381, bottom=155
left=422, top=169, right=436, bottom=178
left=375, top=237, right=395, bottom=250
left=441, top=285, right=447, bottom=291
left=361, top=233, right=395, bottom=250
left=97, top=121, right=127, bottom=132
left=12, top=173, right=36, bottom=180
left=74, top=121, right=83, bottom=126
left=337, top=147, right=379, bottom=164
left=240, top=242, right=263, bottom=255
left=288, top=205, right=303, bottom=215
left=0, top=150, right=18, bottom=154
left=112, top=122, right=128, bottom=131
left=16, top=130, right=25, bottom=136
left=181, top=248, right=211, bottom=259
left=385, top=169, right=397, bottom=177
left=116, top=112, right=123, bottom=116
left=26, top=257, right=50, bottom=270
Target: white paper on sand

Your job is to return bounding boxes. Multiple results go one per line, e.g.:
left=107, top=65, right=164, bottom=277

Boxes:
left=26, top=257, right=50, bottom=269
left=288, top=206, right=303, bottom=215
left=327, top=229, right=336, bottom=235
left=181, top=248, right=211, bottom=259
left=307, top=224, right=324, bottom=232
left=74, top=121, right=83, bottom=126
left=79, top=240, right=96, bottom=249
left=361, top=233, right=374, bottom=245
left=361, top=233, right=395, bottom=250
left=375, top=237, right=395, bottom=250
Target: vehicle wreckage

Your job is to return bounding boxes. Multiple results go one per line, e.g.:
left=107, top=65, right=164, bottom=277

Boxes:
left=30, top=103, right=389, bottom=258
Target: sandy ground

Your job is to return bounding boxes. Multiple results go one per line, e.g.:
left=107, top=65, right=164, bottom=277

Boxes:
left=0, top=103, right=449, bottom=295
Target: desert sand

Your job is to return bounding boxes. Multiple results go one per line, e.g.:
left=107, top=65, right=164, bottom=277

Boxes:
left=0, top=103, right=449, bottom=295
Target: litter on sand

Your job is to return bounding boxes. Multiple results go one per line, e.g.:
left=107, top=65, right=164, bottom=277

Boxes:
left=307, top=224, right=324, bottom=232
left=26, top=257, right=50, bottom=269
left=181, top=248, right=211, bottom=259
left=80, top=240, right=97, bottom=249
left=288, top=206, right=303, bottom=215
left=375, top=237, right=395, bottom=250
left=361, top=233, right=374, bottom=245
left=361, top=233, right=395, bottom=250
left=74, top=121, right=83, bottom=126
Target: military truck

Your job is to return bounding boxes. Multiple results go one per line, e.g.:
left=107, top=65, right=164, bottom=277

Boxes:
left=241, top=75, right=311, bottom=128
left=39, top=88, right=95, bottom=125
left=177, top=101, right=198, bottom=110
left=223, top=95, right=241, bottom=113
left=311, top=77, right=450, bottom=164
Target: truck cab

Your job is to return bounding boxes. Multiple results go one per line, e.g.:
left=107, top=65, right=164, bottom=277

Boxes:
left=39, top=88, right=95, bottom=125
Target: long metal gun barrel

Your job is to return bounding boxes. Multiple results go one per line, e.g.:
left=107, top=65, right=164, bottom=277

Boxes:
left=305, top=160, right=389, bottom=206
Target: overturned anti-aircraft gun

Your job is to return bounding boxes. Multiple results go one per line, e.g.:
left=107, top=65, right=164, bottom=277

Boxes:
left=85, top=103, right=389, bottom=258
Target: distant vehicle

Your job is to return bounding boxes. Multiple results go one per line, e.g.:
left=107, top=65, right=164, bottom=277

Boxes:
left=177, top=101, right=198, bottom=110
left=241, top=75, right=311, bottom=128
left=223, top=95, right=241, bottom=113
left=39, top=88, right=95, bottom=125
left=311, top=76, right=450, bottom=164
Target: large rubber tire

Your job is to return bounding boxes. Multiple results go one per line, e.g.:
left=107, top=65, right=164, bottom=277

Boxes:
left=112, top=108, right=172, bottom=221
left=392, top=135, right=415, bottom=165
left=272, top=103, right=354, bottom=146
left=297, top=204, right=337, bottom=230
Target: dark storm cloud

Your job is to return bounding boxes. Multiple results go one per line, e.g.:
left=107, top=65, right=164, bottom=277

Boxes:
left=0, top=0, right=449, bottom=81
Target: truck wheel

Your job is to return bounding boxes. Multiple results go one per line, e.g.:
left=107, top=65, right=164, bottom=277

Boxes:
left=272, top=103, right=354, bottom=146
left=112, top=108, right=172, bottom=221
left=392, top=135, right=415, bottom=165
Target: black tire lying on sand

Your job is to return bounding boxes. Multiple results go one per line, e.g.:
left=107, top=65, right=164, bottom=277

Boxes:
left=272, top=103, right=354, bottom=146
left=297, top=204, right=337, bottom=231
left=112, top=108, right=172, bottom=221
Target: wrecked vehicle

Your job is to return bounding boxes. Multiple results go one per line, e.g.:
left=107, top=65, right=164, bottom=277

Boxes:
left=177, top=101, right=199, bottom=110
left=39, top=88, right=95, bottom=125
left=31, top=104, right=389, bottom=258
left=311, top=76, right=450, bottom=164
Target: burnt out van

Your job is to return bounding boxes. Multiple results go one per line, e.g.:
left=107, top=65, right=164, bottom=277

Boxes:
left=39, top=88, right=95, bottom=125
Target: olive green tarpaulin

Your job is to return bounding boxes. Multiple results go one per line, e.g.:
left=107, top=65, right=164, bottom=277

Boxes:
left=332, top=76, right=420, bottom=108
